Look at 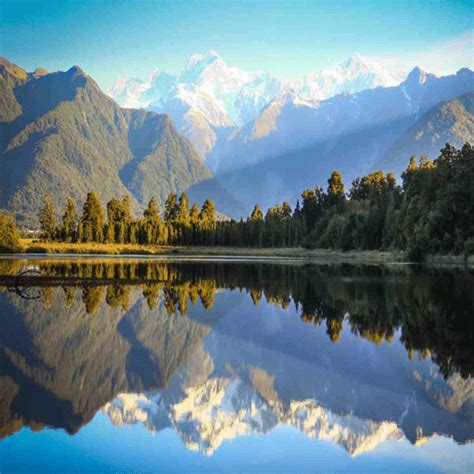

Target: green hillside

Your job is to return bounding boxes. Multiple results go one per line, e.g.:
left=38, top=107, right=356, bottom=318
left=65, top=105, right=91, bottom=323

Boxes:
left=0, top=58, right=212, bottom=226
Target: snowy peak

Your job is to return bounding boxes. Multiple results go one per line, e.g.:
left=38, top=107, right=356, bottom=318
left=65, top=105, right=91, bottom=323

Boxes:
left=108, top=50, right=404, bottom=124
left=341, top=53, right=384, bottom=75
left=179, top=50, right=226, bottom=85
left=107, top=51, right=411, bottom=163
left=186, top=49, right=221, bottom=68
left=295, top=54, right=404, bottom=101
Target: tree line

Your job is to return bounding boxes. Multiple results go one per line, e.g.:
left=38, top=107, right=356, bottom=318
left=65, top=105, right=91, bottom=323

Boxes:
left=1, top=142, right=472, bottom=260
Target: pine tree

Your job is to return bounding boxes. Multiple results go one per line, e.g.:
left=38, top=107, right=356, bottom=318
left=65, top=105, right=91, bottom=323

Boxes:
left=190, top=203, right=200, bottom=224
left=199, top=199, right=217, bottom=223
left=164, top=193, right=179, bottom=223
left=326, top=171, right=345, bottom=208
left=106, top=198, right=122, bottom=243
left=143, top=197, right=164, bottom=244
left=199, top=199, right=217, bottom=245
left=301, top=186, right=325, bottom=231
left=250, top=204, right=263, bottom=221
left=249, top=204, right=264, bottom=246
left=81, top=192, right=105, bottom=243
left=144, top=197, right=160, bottom=221
left=61, top=197, right=77, bottom=242
left=39, top=195, right=57, bottom=240
left=0, top=213, right=20, bottom=252
left=178, top=193, right=190, bottom=223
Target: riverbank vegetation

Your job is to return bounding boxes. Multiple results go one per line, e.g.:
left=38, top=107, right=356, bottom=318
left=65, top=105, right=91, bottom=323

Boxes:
left=2, top=143, right=473, bottom=261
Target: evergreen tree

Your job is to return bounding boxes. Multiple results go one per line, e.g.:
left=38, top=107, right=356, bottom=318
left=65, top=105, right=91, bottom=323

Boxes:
left=199, top=199, right=217, bottom=223
left=142, top=197, right=165, bottom=245
left=199, top=199, right=217, bottom=245
left=40, top=142, right=474, bottom=257
left=250, top=204, right=264, bottom=221
left=106, top=198, right=123, bottom=243
left=326, top=171, right=345, bottom=208
left=164, top=193, right=179, bottom=223
left=301, top=186, right=325, bottom=231
left=178, top=193, right=190, bottom=223
left=39, top=195, right=57, bottom=240
left=249, top=204, right=264, bottom=247
left=190, top=203, right=200, bottom=224
left=81, top=192, right=105, bottom=243
left=61, top=197, right=77, bottom=242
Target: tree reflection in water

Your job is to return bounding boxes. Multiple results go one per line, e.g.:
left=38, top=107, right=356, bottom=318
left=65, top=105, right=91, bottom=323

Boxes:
left=0, top=258, right=472, bottom=444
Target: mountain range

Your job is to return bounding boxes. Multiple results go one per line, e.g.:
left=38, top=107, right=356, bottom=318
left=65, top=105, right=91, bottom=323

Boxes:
left=109, top=51, right=405, bottom=164
left=0, top=52, right=473, bottom=224
left=110, top=51, right=473, bottom=216
left=188, top=69, right=474, bottom=214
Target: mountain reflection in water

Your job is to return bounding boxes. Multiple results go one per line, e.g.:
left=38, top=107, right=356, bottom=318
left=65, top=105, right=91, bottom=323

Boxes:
left=0, top=258, right=473, bottom=465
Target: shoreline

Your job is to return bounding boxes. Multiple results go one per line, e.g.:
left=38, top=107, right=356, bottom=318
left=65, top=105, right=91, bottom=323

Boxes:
left=1, top=240, right=472, bottom=267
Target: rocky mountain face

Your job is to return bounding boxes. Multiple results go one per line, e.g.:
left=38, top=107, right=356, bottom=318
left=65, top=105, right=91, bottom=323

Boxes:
left=217, top=67, right=474, bottom=173
left=0, top=57, right=212, bottom=226
left=1, top=52, right=472, bottom=224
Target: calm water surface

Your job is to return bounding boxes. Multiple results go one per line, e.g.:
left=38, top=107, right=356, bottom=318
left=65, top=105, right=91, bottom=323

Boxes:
left=0, top=257, right=473, bottom=472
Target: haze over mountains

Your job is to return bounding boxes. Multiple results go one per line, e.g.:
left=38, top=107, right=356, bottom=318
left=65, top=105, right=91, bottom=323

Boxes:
left=109, top=51, right=474, bottom=216
left=0, top=51, right=473, bottom=224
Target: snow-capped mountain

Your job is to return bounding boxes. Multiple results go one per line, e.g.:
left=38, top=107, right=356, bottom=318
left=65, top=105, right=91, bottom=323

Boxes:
left=108, top=51, right=405, bottom=163
left=108, top=69, right=176, bottom=109
left=293, top=53, right=405, bottom=100
left=109, top=50, right=283, bottom=128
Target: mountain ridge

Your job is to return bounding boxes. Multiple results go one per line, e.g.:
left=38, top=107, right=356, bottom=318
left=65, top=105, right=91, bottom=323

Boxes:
left=0, top=57, right=213, bottom=226
left=108, top=51, right=406, bottom=164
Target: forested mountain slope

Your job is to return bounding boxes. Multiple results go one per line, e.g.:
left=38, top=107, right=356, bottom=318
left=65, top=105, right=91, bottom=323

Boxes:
left=374, top=92, right=474, bottom=175
left=0, top=57, right=212, bottom=226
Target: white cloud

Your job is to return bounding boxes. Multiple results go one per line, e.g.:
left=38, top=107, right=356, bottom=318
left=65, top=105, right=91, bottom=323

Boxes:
left=370, top=30, right=474, bottom=76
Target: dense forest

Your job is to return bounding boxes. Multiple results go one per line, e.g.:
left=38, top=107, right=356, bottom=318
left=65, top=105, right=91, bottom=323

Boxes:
left=1, top=143, right=473, bottom=260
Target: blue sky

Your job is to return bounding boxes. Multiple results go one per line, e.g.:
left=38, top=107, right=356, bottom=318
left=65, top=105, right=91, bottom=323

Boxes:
left=0, top=0, right=473, bottom=88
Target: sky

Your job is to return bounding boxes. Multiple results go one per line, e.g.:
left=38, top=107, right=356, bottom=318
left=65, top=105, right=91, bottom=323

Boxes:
left=0, top=0, right=473, bottom=89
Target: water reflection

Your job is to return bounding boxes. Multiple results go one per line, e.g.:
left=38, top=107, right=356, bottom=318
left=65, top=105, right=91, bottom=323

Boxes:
left=0, top=258, right=473, bottom=460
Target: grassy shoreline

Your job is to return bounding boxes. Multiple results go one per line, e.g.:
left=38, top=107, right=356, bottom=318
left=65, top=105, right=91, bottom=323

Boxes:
left=0, top=239, right=471, bottom=266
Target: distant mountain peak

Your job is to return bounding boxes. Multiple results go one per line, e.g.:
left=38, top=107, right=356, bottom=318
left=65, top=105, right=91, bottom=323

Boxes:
left=341, top=53, right=371, bottom=70
left=404, top=66, right=434, bottom=86
left=32, top=67, right=48, bottom=78
left=66, top=65, right=86, bottom=77
left=183, top=50, right=223, bottom=74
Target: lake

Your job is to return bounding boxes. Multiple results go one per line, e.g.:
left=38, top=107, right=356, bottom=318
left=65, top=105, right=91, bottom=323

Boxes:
left=0, top=257, right=473, bottom=472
